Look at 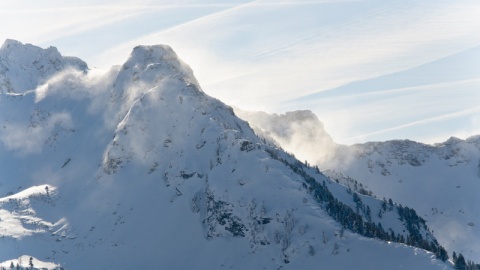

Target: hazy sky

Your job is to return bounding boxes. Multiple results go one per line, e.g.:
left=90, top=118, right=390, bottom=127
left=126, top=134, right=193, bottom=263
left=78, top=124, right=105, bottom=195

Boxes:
left=1, top=0, right=479, bottom=144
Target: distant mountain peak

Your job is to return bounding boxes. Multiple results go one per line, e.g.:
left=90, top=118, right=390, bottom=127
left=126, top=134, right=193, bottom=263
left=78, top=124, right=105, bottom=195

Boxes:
left=0, top=39, right=88, bottom=94
left=235, top=108, right=336, bottom=165
left=443, top=136, right=463, bottom=145
left=1, top=39, right=56, bottom=54
left=283, top=109, right=319, bottom=119
left=1, top=38, right=22, bottom=49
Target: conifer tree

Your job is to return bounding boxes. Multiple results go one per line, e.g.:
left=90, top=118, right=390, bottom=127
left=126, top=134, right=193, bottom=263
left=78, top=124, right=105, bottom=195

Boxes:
left=455, top=253, right=467, bottom=270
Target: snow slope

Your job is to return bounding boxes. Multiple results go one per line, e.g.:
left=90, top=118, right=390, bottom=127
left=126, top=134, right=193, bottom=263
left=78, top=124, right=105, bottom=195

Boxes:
left=0, top=40, right=452, bottom=269
left=238, top=109, right=480, bottom=264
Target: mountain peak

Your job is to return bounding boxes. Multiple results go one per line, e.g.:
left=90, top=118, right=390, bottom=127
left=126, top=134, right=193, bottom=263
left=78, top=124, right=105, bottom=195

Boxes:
left=0, top=39, right=88, bottom=93
left=108, top=44, right=201, bottom=110
left=1, top=39, right=22, bottom=50
left=128, top=44, right=176, bottom=67
left=1, top=39, right=58, bottom=53
left=121, top=44, right=197, bottom=85
left=444, top=136, right=463, bottom=144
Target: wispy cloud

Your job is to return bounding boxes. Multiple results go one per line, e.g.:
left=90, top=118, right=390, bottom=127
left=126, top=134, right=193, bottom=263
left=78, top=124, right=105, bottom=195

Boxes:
left=0, top=111, right=73, bottom=155
left=90, top=0, right=261, bottom=66
left=0, top=1, right=249, bottom=54
left=0, top=6, right=147, bottom=45
left=94, top=0, right=480, bottom=104
left=311, top=77, right=480, bottom=144
left=339, top=106, right=480, bottom=144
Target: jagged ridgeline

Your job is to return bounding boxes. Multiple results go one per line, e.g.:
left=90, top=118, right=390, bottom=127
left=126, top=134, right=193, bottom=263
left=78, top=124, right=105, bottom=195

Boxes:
left=238, top=107, right=480, bottom=266
left=0, top=40, right=451, bottom=269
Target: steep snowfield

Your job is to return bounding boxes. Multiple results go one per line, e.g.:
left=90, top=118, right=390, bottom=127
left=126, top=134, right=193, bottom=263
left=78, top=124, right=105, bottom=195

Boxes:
left=0, top=40, right=452, bottom=269
left=238, top=109, right=480, bottom=263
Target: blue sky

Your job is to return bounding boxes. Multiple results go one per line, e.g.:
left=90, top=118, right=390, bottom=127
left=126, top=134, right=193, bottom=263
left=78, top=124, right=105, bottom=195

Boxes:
left=1, top=0, right=479, bottom=144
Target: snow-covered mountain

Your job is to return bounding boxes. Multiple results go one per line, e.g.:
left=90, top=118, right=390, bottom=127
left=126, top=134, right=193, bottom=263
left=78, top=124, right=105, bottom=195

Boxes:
left=0, top=40, right=453, bottom=269
left=237, top=109, right=480, bottom=266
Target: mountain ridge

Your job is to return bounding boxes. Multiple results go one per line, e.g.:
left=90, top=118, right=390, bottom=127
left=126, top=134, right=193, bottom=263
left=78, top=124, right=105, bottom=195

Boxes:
left=0, top=40, right=453, bottom=269
left=237, top=108, right=480, bottom=265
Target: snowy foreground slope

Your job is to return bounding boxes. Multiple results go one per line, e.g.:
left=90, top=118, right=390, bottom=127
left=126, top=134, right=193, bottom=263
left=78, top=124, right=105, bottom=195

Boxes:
left=0, top=40, right=453, bottom=269
left=236, top=109, right=480, bottom=264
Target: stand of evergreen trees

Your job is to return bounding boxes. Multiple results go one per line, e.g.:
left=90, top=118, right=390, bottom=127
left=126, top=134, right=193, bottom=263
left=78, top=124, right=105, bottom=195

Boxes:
left=452, top=252, right=480, bottom=270
left=265, top=147, right=449, bottom=261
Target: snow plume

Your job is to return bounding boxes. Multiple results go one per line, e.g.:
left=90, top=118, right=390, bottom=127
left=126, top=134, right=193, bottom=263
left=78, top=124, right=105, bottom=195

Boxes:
left=0, top=111, right=73, bottom=155
left=0, top=66, right=118, bottom=155
left=28, top=69, right=82, bottom=102
left=234, top=108, right=339, bottom=165
left=31, top=68, right=107, bottom=103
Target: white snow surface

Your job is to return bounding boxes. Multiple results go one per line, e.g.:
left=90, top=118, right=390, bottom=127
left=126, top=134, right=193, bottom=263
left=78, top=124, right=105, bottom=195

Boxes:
left=0, top=40, right=453, bottom=269
left=238, top=108, right=480, bottom=263
left=0, top=256, right=60, bottom=270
